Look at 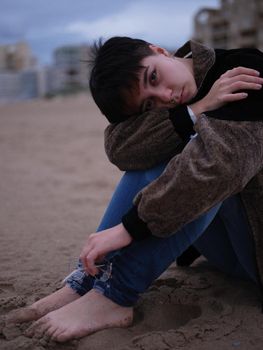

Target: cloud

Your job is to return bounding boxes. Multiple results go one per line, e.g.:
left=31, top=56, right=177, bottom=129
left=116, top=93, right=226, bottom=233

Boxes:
left=0, top=0, right=218, bottom=63
left=65, top=0, right=218, bottom=49
left=65, top=2, right=192, bottom=48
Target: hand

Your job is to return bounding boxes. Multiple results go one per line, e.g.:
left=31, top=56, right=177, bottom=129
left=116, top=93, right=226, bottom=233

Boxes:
left=80, top=223, right=133, bottom=276
left=190, top=67, right=263, bottom=116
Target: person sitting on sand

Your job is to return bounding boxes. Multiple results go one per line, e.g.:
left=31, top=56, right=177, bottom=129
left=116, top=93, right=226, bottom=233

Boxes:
left=7, top=37, right=263, bottom=342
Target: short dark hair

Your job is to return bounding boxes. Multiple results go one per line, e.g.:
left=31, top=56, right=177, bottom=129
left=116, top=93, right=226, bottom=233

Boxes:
left=89, top=36, right=154, bottom=123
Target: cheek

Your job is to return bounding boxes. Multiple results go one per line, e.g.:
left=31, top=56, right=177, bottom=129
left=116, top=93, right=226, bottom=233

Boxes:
left=122, top=88, right=140, bottom=114
left=163, top=62, right=177, bottom=80
left=190, top=76, right=197, bottom=92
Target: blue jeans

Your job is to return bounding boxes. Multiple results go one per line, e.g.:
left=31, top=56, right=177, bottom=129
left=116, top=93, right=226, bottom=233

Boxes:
left=66, top=162, right=258, bottom=306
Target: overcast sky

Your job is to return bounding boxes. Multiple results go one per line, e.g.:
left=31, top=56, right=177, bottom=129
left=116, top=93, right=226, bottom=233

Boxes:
left=0, top=0, right=219, bottom=65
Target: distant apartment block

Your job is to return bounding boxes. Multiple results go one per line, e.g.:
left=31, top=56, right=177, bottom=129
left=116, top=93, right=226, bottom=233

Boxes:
left=0, top=42, right=92, bottom=102
left=193, top=0, right=263, bottom=50
left=0, top=42, right=42, bottom=103
left=0, top=69, right=44, bottom=103
left=0, top=42, right=36, bottom=72
left=50, top=45, right=90, bottom=93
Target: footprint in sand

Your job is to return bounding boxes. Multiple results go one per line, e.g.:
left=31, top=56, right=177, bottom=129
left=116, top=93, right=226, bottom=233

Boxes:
left=78, top=283, right=202, bottom=350
left=136, top=302, right=201, bottom=332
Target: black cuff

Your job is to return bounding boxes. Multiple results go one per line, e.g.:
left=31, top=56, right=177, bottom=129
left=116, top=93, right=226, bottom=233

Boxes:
left=122, top=206, right=152, bottom=241
left=176, top=245, right=201, bottom=266
left=169, top=106, right=195, bottom=142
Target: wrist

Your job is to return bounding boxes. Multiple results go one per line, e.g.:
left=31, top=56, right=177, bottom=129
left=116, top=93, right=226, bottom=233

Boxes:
left=189, top=100, right=206, bottom=117
left=116, top=223, right=133, bottom=245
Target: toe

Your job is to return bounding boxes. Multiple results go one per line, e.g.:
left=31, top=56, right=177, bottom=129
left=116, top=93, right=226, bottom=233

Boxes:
left=48, top=325, right=60, bottom=339
left=51, top=327, right=67, bottom=342
left=24, top=324, right=37, bottom=338
left=33, top=321, right=52, bottom=339
left=24, top=316, right=49, bottom=337
left=6, top=307, right=37, bottom=324
left=55, top=330, right=73, bottom=343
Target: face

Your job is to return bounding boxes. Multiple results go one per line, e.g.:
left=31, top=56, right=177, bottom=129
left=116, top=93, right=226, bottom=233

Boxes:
left=126, top=46, right=197, bottom=114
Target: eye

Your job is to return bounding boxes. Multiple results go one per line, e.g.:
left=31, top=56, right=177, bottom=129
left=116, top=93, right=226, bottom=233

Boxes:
left=150, top=69, right=157, bottom=85
left=144, top=99, right=154, bottom=112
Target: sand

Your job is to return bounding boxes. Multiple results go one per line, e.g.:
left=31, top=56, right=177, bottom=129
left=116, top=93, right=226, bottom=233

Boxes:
left=0, top=93, right=262, bottom=350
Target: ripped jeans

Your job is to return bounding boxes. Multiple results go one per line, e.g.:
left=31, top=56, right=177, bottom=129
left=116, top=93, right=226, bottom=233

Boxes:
left=65, top=162, right=258, bottom=307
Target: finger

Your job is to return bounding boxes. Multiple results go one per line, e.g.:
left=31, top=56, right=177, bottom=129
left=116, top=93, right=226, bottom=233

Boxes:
left=80, top=246, right=93, bottom=269
left=85, top=252, right=100, bottom=276
left=223, top=67, right=260, bottom=78
left=80, top=236, right=96, bottom=261
left=228, top=75, right=263, bottom=84
left=228, top=81, right=262, bottom=92
left=222, top=92, right=248, bottom=102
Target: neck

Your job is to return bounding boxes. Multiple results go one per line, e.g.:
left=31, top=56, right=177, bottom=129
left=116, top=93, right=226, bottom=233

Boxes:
left=180, top=57, right=194, bottom=74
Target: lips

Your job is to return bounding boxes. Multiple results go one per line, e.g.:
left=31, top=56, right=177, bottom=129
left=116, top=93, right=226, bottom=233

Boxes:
left=170, top=88, right=185, bottom=106
left=179, top=87, right=184, bottom=104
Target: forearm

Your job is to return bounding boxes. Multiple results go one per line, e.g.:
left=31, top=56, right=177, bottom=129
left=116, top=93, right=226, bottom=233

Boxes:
left=188, top=100, right=207, bottom=118
left=122, top=117, right=263, bottom=239
left=104, top=108, right=183, bottom=170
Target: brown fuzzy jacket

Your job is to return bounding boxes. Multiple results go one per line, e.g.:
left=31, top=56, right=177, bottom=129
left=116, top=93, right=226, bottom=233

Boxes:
left=104, top=41, right=263, bottom=287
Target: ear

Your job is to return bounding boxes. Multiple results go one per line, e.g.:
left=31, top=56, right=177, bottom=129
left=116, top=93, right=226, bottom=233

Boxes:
left=149, top=44, right=170, bottom=57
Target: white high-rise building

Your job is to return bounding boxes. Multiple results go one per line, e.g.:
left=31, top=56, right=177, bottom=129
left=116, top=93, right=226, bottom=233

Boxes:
left=51, top=45, right=90, bottom=93
left=0, top=42, right=43, bottom=103
left=193, top=0, right=263, bottom=50
left=0, top=68, right=45, bottom=103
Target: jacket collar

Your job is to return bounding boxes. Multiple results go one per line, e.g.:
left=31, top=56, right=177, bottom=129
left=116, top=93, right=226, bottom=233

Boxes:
left=174, top=40, right=216, bottom=89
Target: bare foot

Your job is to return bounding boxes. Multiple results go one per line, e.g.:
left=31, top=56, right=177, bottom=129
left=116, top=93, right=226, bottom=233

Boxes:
left=6, top=286, right=80, bottom=324
left=24, top=289, right=133, bottom=342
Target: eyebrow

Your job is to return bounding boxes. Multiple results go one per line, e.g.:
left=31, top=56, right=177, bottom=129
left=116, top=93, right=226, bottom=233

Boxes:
left=140, top=66, right=149, bottom=113
left=143, top=66, right=149, bottom=89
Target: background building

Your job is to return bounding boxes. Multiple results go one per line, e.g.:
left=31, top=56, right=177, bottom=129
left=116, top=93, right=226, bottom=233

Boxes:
left=0, top=69, right=45, bottom=103
left=51, top=45, right=90, bottom=94
left=0, top=42, right=36, bottom=72
left=0, top=42, right=92, bottom=102
left=3, top=0, right=263, bottom=103
left=193, top=0, right=263, bottom=49
left=0, top=42, right=42, bottom=102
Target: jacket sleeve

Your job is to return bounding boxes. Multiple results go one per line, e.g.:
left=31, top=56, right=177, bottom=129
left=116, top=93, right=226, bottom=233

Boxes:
left=122, top=116, right=263, bottom=237
left=105, top=50, right=263, bottom=173
left=104, top=107, right=192, bottom=171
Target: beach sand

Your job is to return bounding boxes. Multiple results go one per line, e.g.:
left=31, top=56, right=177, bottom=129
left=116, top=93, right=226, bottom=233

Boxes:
left=0, top=94, right=262, bottom=350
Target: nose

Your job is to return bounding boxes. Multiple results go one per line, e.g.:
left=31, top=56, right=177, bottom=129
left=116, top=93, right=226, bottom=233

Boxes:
left=155, top=86, right=172, bottom=104
left=144, top=85, right=174, bottom=109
